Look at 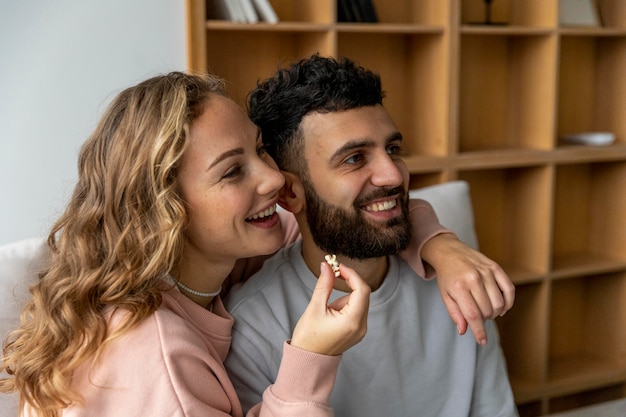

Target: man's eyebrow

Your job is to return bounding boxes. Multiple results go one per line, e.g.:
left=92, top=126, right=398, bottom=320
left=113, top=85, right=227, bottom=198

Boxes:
left=208, top=148, right=244, bottom=170
left=329, top=139, right=375, bottom=162
left=329, top=132, right=403, bottom=163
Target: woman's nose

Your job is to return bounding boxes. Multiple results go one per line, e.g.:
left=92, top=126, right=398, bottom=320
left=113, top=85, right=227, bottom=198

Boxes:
left=256, top=161, right=285, bottom=195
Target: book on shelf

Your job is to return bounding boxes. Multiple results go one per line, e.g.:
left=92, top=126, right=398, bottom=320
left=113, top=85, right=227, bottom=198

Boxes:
left=559, top=0, right=600, bottom=26
left=358, top=0, right=378, bottom=23
left=230, top=0, right=247, bottom=22
left=206, top=0, right=240, bottom=22
left=337, top=0, right=378, bottom=23
left=207, top=0, right=260, bottom=23
left=206, top=0, right=231, bottom=20
left=238, top=0, right=259, bottom=23
left=252, top=0, right=279, bottom=23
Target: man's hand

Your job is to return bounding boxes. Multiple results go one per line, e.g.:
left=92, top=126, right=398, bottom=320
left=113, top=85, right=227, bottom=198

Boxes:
left=421, top=233, right=515, bottom=345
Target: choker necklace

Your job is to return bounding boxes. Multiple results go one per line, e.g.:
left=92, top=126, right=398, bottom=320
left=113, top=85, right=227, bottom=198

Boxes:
left=176, top=281, right=222, bottom=298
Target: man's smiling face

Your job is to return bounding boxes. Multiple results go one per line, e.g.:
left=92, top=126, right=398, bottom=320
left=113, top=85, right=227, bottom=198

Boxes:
left=299, top=105, right=412, bottom=259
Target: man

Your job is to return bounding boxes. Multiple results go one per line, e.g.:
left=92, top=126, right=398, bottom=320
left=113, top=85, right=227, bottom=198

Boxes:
left=225, top=55, right=518, bottom=416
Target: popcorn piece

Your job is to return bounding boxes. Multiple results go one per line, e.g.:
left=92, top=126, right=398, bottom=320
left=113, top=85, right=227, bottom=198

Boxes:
left=324, top=254, right=341, bottom=278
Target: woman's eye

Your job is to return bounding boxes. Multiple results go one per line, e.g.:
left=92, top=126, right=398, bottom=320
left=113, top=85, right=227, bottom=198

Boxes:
left=257, top=144, right=267, bottom=156
left=222, top=165, right=242, bottom=180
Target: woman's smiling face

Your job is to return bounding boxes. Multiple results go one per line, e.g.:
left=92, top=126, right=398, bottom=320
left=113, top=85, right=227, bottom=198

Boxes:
left=177, top=93, right=286, bottom=267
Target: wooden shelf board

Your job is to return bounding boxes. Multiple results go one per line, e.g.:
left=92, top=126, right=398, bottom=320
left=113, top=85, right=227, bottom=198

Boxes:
left=546, top=355, right=626, bottom=397
left=206, top=20, right=330, bottom=32
left=559, top=27, right=626, bottom=36
left=453, top=149, right=552, bottom=170
left=460, top=25, right=554, bottom=36
left=551, top=254, right=626, bottom=279
left=554, top=145, right=626, bottom=164
left=369, top=145, right=626, bottom=171
left=403, top=155, right=449, bottom=173
left=336, top=23, right=444, bottom=34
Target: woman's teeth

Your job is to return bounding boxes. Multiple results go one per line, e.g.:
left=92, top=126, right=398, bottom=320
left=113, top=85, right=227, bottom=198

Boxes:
left=248, top=204, right=276, bottom=220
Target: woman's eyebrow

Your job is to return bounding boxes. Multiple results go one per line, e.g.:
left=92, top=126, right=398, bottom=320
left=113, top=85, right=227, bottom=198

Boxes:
left=208, top=148, right=244, bottom=170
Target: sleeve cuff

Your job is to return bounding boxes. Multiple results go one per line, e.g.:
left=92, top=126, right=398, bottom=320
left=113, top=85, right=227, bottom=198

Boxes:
left=400, top=199, right=456, bottom=279
left=269, top=341, right=341, bottom=405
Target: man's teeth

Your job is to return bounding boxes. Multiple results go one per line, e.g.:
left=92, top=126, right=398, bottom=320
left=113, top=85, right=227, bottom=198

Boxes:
left=365, top=199, right=397, bottom=212
left=248, top=205, right=276, bottom=220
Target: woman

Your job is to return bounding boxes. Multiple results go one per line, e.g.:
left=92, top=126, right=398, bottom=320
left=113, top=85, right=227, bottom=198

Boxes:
left=0, top=72, right=370, bottom=417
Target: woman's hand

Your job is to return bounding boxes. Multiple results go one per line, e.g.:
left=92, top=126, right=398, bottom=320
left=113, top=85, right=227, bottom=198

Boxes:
left=422, top=233, right=515, bottom=345
left=290, top=262, right=370, bottom=356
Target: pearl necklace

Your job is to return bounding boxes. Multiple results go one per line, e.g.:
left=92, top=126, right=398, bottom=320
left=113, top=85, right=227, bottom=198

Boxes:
left=175, top=280, right=222, bottom=298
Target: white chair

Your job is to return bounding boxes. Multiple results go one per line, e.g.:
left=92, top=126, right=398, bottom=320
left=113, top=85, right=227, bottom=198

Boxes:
left=0, top=236, right=48, bottom=416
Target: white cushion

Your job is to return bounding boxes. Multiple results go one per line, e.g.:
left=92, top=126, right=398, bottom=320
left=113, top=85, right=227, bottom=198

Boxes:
left=410, top=180, right=478, bottom=250
left=0, top=236, right=48, bottom=416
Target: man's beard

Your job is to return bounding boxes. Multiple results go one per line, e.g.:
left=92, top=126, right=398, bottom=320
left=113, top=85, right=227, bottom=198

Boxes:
left=302, top=179, right=412, bottom=260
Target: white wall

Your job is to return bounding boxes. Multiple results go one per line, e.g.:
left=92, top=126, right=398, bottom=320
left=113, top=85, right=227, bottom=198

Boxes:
left=0, top=0, right=187, bottom=245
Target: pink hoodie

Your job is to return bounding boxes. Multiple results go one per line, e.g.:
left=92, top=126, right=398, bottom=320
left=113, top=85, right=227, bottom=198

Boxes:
left=59, top=288, right=340, bottom=417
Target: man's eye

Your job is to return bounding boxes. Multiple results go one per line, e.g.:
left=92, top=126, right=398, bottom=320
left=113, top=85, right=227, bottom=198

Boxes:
left=345, top=153, right=364, bottom=164
left=257, top=144, right=267, bottom=156
left=387, top=144, right=402, bottom=155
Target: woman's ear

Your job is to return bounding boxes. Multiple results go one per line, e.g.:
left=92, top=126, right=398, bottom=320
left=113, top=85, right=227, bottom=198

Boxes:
left=278, top=171, right=305, bottom=214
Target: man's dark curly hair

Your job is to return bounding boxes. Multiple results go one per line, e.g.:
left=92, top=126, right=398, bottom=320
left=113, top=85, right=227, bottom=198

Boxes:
left=248, top=54, right=385, bottom=175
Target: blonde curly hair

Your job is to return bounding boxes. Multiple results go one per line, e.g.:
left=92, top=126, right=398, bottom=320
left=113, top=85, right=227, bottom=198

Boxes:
left=0, top=72, right=226, bottom=416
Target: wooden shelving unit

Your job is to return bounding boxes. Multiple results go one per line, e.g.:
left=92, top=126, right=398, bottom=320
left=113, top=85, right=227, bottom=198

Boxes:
left=186, top=0, right=626, bottom=415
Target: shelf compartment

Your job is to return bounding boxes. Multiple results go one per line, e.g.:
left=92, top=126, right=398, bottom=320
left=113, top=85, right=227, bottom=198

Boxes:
left=496, top=282, right=549, bottom=403
left=552, top=162, right=626, bottom=272
left=548, top=384, right=626, bottom=415
left=458, top=33, right=557, bottom=152
left=371, top=0, right=449, bottom=25
left=270, top=0, right=333, bottom=23
left=516, top=400, right=544, bottom=417
left=338, top=32, right=450, bottom=157
left=548, top=272, right=626, bottom=394
left=205, top=30, right=333, bottom=106
left=557, top=35, right=626, bottom=146
left=457, top=166, right=552, bottom=279
left=461, top=0, right=558, bottom=27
